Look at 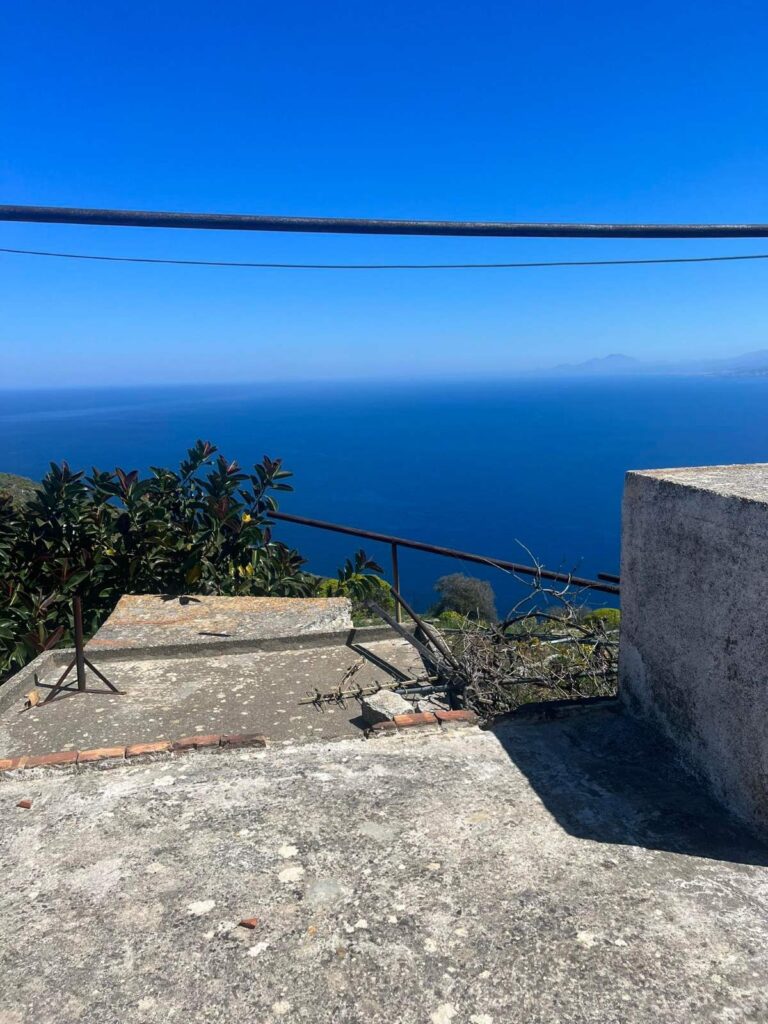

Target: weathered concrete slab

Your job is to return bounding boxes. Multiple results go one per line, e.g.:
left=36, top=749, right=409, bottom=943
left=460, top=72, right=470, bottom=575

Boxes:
left=620, top=464, right=768, bottom=835
left=89, top=594, right=353, bottom=652
left=0, top=707, right=766, bottom=1023
left=0, top=634, right=424, bottom=757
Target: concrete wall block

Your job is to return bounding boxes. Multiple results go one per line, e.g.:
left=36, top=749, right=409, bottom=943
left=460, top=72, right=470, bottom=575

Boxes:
left=619, top=464, right=768, bottom=834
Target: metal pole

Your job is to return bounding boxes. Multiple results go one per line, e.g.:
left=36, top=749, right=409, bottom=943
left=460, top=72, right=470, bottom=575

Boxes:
left=73, top=596, right=86, bottom=692
left=270, top=510, right=620, bottom=595
left=391, top=544, right=402, bottom=623
left=1, top=205, right=768, bottom=238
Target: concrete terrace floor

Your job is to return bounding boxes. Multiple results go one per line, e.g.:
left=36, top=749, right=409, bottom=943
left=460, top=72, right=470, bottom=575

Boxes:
left=0, top=633, right=425, bottom=757
left=1, top=706, right=767, bottom=1024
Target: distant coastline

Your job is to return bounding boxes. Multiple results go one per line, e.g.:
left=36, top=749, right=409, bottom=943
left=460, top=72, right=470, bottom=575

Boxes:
left=538, top=349, right=768, bottom=378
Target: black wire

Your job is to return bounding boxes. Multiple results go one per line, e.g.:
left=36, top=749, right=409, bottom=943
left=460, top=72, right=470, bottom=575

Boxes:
left=2, top=246, right=768, bottom=271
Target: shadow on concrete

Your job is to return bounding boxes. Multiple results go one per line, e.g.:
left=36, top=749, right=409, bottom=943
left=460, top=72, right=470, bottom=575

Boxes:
left=348, top=642, right=413, bottom=682
left=490, top=704, right=768, bottom=867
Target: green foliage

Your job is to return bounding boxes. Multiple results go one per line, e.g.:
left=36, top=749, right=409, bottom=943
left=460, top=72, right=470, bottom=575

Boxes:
left=435, top=609, right=470, bottom=630
left=314, top=550, right=394, bottom=623
left=0, top=442, right=336, bottom=679
left=581, top=607, right=621, bottom=630
left=432, top=573, right=498, bottom=623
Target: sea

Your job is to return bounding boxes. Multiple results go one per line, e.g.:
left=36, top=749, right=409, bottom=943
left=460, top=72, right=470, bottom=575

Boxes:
left=2, top=375, right=767, bottom=615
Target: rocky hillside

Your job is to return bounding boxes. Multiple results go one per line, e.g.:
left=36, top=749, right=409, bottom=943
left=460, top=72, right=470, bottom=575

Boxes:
left=0, top=473, right=38, bottom=504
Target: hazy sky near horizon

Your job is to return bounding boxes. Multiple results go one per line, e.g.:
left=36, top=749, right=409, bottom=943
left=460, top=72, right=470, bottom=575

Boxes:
left=2, top=1, right=768, bottom=388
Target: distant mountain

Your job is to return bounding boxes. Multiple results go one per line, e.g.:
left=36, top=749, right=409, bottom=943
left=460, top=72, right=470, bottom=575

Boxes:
left=707, top=349, right=768, bottom=372
left=543, top=349, right=768, bottom=377
left=550, top=354, right=644, bottom=375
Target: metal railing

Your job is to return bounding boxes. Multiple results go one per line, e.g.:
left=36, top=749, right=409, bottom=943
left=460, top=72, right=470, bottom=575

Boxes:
left=269, top=510, right=620, bottom=621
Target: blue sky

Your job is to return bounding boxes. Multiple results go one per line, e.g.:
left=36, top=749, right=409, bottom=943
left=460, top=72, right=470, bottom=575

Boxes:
left=2, top=0, right=768, bottom=387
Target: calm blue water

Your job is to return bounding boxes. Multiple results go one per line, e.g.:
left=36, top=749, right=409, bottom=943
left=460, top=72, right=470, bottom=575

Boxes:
left=2, top=376, right=767, bottom=614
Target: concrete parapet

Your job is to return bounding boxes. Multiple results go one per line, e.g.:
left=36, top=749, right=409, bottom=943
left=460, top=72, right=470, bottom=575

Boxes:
left=88, top=594, right=353, bottom=651
left=620, top=464, right=768, bottom=834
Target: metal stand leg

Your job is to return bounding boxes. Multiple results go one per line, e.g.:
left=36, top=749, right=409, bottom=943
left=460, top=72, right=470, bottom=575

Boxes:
left=36, top=597, right=124, bottom=708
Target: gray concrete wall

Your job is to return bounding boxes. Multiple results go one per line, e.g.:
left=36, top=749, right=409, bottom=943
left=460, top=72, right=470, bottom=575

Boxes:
left=620, top=464, right=768, bottom=834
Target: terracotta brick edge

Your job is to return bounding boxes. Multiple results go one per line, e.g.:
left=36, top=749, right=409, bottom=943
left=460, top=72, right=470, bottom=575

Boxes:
left=220, top=733, right=268, bottom=748
left=435, top=709, right=478, bottom=725
left=126, top=740, right=172, bottom=758
left=0, top=709, right=473, bottom=769
left=77, top=746, right=126, bottom=764
left=172, top=734, right=220, bottom=752
left=26, top=751, right=79, bottom=769
left=1, top=733, right=270, bottom=775
left=393, top=711, right=438, bottom=728
left=368, top=708, right=477, bottom=737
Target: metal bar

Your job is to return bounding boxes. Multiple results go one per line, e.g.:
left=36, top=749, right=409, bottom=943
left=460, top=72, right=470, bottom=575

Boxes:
left=390, top=587, right=462, bottom=672
left=298, top=674, right=438, bottom=705
left=83, top=657, right=123, bottom=693
left=365, top=601, right=446, bottom=667
left=348, top=642, right=412, bottom=682
left=597, top=572, right=621, bottom=583
left=73, top=596, right=86, bottom=691
left=37, top=598, right=123, bottom=706
left=2, top=205, right=768, bottom=238
left=37, top=685, right=124, bottom=696
left=391, top=544, right=402, bottom=623
left=39, top=655, right=77, bottom=706
left=271, top=510, right=620, bottom=594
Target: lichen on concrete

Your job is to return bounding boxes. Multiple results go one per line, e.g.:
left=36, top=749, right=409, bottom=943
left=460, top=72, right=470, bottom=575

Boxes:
left=0, top=634, right=424, bottom=758
left=88, top=594, right=354, bottom=652
left=1, top=707, right=766, bottom=1023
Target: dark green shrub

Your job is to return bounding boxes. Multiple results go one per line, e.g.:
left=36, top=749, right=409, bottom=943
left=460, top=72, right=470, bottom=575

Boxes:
left=433, top=573, right=497, bottom=623
left=0, top=442, right=384, bottom=679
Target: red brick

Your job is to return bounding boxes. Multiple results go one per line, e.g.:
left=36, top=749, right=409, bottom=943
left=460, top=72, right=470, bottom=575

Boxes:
left=393, top=712, right=438, bottom=729
left=220, top=733, right=267, bottom=749
left=125, top=740, right=172, bottom=758
left=16, top=798, right=33, bottom=809
left=0, top=759, right=15, bottom=772
left=26, top=751, right=78, bottom=768
left=193, top=734, right=222, bottom=748
left=77, top=746, right=126, bottom=763
left=9, top=756, right=28, bottom=770
left=171, top=735, right=198, bottom=751
left=172, top=734, right=221, bottom=751
left=435, top=709, right=478, bottom=726
left=238, top=917, right=259, bottom=929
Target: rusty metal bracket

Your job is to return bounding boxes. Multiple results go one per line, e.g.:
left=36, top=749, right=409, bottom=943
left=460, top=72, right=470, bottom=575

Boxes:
left=35, top=597, right=125, bottom=709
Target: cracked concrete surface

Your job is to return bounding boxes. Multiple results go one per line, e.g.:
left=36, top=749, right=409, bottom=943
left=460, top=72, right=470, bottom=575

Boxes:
left=1, top=707, right=767, bottom=1023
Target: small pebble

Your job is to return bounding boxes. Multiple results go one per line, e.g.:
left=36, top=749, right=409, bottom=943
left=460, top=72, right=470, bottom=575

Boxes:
left=187, top=900, right=216, bottom=916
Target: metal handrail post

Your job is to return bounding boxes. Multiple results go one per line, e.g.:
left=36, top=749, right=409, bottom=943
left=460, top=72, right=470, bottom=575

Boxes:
left=73, top=595, right=87, bottom=691
left=390, top=544, right=402, bottom=622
